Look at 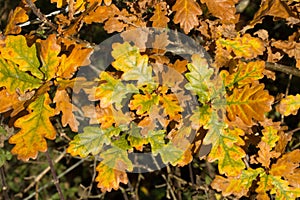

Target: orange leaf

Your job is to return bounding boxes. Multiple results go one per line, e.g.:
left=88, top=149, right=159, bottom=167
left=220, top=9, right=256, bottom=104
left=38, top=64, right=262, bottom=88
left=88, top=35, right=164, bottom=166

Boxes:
left=56, top=42, right=93, bottom=78
left=53, top=89, right=79, bottom=132
left=150, top=3, right=170, bottom=28
left=226, top=84, right=274, bottom=125
left=37, top=34, right=61, bottom=81
left=9, top=93, right=56, bottom=161
left=0, top=89, right=24, bottom=114
left=200, top=0, right=239, bottom=24
left=4, top=6, right=29, bottom=35
left=172, top=0, right=202, bottom=34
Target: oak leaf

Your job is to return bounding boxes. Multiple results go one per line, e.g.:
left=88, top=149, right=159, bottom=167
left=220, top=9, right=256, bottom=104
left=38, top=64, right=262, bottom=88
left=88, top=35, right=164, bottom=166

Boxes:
left=277, top=94, right=300, bottom=116
left=37, top=34, right=61, bottom=81
left=0, top=56, right=42, bottom=94
left=9, top=93, right=56, bottom=161
left=4, top=6, right=29, bottom=35
left=207, top=127, right=246, bottom=176
left=0, top=89, right=24, bottom=114
left=220, top=61, right=265, bottom=89
left=272, top=40, right=300, bottom=69
left=218, top=34, right=265, bottom=59
left=200, top=0, right=239, bottom=24
left=211, top=168, right=264, bottom=198
left=172, top=0, right=202, bottom=34
left=96, top=142, right=133, bottom=192
left=185, top=54, right=214, bottom=103
left=53, top=89, right=79, bottom=132
left=1, top=35, right=43, bottom=79
left=67, top=126, right=121, bottom=157
left=129, top=93, right=159, bottom=115
left=226, top=84, right=274, bottom=125
left=150, top=3, right=169, bottom=28
left=56, top=42, right=93, bottom=79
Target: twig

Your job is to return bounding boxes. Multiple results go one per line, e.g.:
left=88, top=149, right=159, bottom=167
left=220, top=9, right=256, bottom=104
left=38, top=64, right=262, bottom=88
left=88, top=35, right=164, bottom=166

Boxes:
left=24, top=151, right=66, bottom=193
left=24, top=0, right=57, bottom=30
left=0, top=166, right=9, bottom=200
left=282, top=74, right=293, bottom=123
left=45, top=150, right=65, bottom=200
left=24, top=159, right=85, bottom=200
left=265, top=62, right=300, bottom=77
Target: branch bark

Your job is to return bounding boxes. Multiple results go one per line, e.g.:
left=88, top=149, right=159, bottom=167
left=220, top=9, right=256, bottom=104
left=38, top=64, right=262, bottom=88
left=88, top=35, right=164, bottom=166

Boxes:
left=265, top=62, right=300, bottom=77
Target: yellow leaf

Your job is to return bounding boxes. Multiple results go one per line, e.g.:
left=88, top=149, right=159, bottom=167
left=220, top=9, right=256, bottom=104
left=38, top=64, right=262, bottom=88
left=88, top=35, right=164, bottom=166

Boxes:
left=226, top=84, right=274, bottom=125
left=200, top=0, right=239, bottom=24
left=218, top=34, right=265, bottom=59
left=277, top=94, right=300, bottom=116
left=172, top=0, right=202, bottom=34
left=220, top=61, right=265, bottom=89
left=9, top=93, right=56, bottom=161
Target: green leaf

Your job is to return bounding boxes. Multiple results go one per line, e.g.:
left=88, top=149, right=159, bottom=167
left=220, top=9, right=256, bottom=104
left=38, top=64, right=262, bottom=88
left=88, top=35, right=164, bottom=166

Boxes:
left=96, top=143, right=133, bottom=192
left=111, top=42, right=141, bottom=73
left=9, top=93, right=56, bottom=161
left=0, top=56, right=42, bottom=93
left=127, top=123, right=148, bottom=151
left=0, top=149, right=12, bottom=167
left=185, top=54, right=214, bottom=103
left=206, top=125, right=246, bottom=176
left=147, top=130, right=166, bottom=155
left=129, top=93, right=159, bottom=115
left=93, top=72, right=138, bottom=108
left=67, top=126, right=121, bottom=158
left=1, top=35, right=43, bottom=79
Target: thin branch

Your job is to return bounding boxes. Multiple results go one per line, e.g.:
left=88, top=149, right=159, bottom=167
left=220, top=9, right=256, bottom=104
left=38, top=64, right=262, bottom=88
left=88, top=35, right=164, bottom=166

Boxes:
left=0, top=166, right=9, bottom=200
left=265, top=62, right=300, bottom=77
left=24, top=159, right=85, bottom=200
left=24, top=0, right=57, bottom=30
left=24, top=151, right=66, bottom=193
left=45, top=150, right=65, bottom=200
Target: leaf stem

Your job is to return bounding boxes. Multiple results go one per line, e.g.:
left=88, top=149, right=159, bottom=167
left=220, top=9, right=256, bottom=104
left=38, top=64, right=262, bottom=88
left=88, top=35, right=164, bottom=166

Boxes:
left=45, top=150, right=65, bottom=200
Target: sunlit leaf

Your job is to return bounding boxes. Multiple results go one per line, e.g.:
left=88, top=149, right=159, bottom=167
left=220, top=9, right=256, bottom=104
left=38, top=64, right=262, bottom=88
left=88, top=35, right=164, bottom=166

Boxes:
left=96, top=143, right=133, bottom=192
left=277, top=94, right=300, bottom=116
left=185, top=54, right=214, bottom=103
left=9, top=93, right=56, bottom=161
left=200, top=0, right=239, bottom=24
left=53, top=89, right=79, bottom=132
left=1, top=35, right=43, bottom=79
left=172, top=0, right=202, bottom=34
left=37, top=34, right=61, bottom=81
left=207, top=127, right=246, bottom=176
left=67, top=126, right=121, bottom=157
left=211, top=168, right=264, bottom=198
left=129, top=93, right=159, bottom=115
left=220, top=61, right=265, bottom=89
left=150, top=3, right=169, bottom=28
left=218, top=34, right=265, bottom=59
left=4, top=6, right=28, bottom=35
left=56, top=42, right=92, bottom=78
left=226, top=84, right=274, bottom=125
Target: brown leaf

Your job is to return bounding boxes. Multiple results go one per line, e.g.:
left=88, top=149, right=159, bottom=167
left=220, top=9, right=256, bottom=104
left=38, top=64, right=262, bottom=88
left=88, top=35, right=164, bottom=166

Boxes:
left=150, top=2, right=170, bottom=28
left=200, top=0, right=239, bottom=24
left=272, top=40, right=300, bottom=69
left=53, top=90, right=79, bottom=132
left=172, top=0, right=202, bottom=34
left=250, top=0, right=295, bottom=27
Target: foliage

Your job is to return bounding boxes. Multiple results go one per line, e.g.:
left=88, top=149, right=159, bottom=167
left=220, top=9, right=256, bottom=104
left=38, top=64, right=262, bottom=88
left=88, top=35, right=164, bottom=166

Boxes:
left=0, top=0, right=300, bottom=199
